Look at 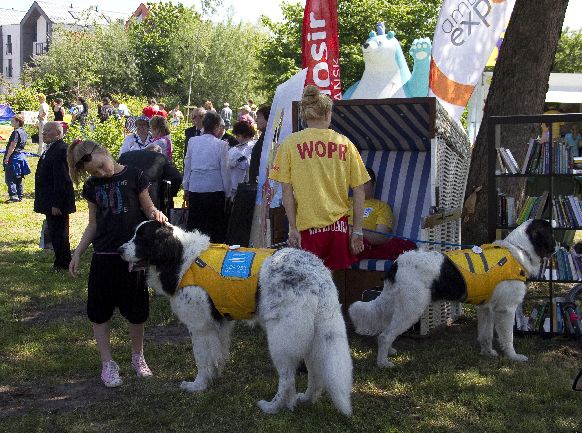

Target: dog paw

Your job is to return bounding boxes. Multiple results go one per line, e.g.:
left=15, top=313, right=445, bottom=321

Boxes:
left=388, top=347, right=398, bottom=356
left=377, top=358, right=395, bottom=368
left=480, top=348, right=498, bottom=357
left=180, top=380, right=207, bottom=392
left=507, top=353, right=528, bottom=362
left=257, top=399, right=281, bottom=414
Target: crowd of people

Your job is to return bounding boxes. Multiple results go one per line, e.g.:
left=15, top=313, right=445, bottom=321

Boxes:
left=2, top=87, right=419, bottom=389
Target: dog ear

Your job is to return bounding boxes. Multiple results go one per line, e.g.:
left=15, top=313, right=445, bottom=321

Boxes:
left=149, top=225, right=183, bottom=268
left=526, top=220, right=555, bottom=258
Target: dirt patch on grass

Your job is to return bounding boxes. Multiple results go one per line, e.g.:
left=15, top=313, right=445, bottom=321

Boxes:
left=145, top=324, right=190, bottom=344
left=20, top=302, right=86, bottom=324
left=0, top=379, right=112, bottom=418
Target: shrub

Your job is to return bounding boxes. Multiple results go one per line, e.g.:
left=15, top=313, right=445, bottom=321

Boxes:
left=171, top=123, right=187, bottom=172
left=4, top=85, right=39, bottom=112
left=64, top=114, right=125, bottom=158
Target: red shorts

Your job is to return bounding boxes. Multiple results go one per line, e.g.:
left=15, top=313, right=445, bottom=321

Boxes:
left=357, top=237, right=417, bottom=260
left=300, top=216, right=358, bottom=270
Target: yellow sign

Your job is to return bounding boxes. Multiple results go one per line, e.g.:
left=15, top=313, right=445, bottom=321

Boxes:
left=486, top=27, right=507, bottom=68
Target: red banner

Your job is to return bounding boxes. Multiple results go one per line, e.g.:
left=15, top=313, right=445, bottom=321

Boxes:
left=301, top=0, right=342, bottom=100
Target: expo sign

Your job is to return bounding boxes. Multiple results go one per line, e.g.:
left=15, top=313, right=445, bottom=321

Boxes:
left=441, top=0, right=495, bottom=46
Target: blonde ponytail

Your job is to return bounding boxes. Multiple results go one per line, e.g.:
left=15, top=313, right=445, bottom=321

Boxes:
left=300, top=85, right=333, bottom=123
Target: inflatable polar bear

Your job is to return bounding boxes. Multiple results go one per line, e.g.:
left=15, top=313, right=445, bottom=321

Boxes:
left=343, top=22, right=432, bottom=100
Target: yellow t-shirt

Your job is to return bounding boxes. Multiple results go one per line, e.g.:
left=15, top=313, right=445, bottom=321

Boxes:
left=347, top=198, right=394, bottom=231
left=269, top=128, right=370, bottom=231
left=541, top=110, right=563, bottom=139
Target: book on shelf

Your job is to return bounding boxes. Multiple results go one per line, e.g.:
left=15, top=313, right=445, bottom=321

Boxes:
left=519, top=300, right=582, bottom=334
left=521, top=139, right=535, bottom=174
left=550, top=195, right=582, bottom=228
left=535, top=248, right=582, bottom=281
left=503, top=147, right=520, bottom=173
left=497, top=194, right=515, bottom=226
left=519, top=139, right=574, bottom=174
left=496, top=149, right=507, bottom=174
left=497, top=148, right=518, bottom=174
left=512, top=193, right=549, bottom=225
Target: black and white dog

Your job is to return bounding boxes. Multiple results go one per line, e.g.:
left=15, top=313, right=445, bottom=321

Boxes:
left=349, top=219, right=555, bottom=367
left=120, top=221, right=353, bottom=416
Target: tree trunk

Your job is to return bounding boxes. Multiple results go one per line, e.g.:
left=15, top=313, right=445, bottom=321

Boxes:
left=461, top=0, right=569, bottom=245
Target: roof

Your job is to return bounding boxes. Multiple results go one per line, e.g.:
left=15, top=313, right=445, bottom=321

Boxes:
left=0, top=8, right=26, bottom=25
left=546, top=73, right=582, bottom=103
left=33, top=1, right=128, bottom=26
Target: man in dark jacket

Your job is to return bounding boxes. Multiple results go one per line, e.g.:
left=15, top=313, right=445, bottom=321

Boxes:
left=184, top=107, right=206, bottom=163
left=34, top=122, right=76, bottom=270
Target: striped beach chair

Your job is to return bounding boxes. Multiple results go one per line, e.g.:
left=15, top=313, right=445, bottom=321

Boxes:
left=293, top=97, right=471, bottom=334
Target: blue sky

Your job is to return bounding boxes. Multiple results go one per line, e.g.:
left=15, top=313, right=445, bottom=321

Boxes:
left=2, top=0, right=580, bottom=29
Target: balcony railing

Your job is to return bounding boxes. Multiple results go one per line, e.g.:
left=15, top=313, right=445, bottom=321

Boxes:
left=5, top=43, right=12, bottom=55
left=34, top=41, right=48, bottom=55
left=5, top=66, right=13, bottom=78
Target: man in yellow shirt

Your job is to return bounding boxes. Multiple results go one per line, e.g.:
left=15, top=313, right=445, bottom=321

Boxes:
left=347, top=167, right=416, bottom=260
left=541, top=105, right=564, bottom=141
left=270, top=86, right=370, bottom=270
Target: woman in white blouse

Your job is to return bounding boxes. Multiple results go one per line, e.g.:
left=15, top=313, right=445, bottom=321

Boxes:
left=183, top=111, right=230, bottom=242
left=227, top=121, right=256, bottom=198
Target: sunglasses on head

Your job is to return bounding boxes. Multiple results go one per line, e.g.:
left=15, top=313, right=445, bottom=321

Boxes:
left=75, top=144, right=98, bottom=170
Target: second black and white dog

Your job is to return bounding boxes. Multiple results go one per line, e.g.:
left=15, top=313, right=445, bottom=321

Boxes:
left=349, top=219, right=555, bottom=367
left=120, top=221, right=352, bottom=415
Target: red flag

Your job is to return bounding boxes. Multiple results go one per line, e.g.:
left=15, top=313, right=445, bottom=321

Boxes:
left=301, top=0, right=342, bottom=100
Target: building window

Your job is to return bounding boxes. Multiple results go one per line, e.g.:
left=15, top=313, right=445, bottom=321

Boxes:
left=6, top=59, right=13, bottom=78
left=35, top=42, right=48, bottom=55
left=6, top=35, right=12, bottom=55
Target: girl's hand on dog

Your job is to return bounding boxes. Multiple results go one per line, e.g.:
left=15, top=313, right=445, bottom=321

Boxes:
left=151, top=209, right=168, bottom=224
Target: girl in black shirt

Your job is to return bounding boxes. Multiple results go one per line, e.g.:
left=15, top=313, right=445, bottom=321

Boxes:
left=67, top=139, right=167, bottom=388
left=53, top=98, right=65, bottom=121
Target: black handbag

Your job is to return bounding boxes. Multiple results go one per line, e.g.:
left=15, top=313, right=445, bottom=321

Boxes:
left=225, top=183, right=257, bottom=247
left=170, top=202, right=189, bottom=229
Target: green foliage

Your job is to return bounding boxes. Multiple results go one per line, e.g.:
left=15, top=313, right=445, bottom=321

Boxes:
left=553, top=29, right=582, bottom=73
left=260, top=0, right=442, bottom=98
left=30, top=27, right=106, bottom=98
left=26, top=1, right=266, bottom=107
left=64, top=111, right=187, bottom=170
left=64, top=114, right=125, bottom=157
left=4, top=85, right=39, bottom=112
left=129, top=2, right=200, bottom=97
left=128, top=2, right=267, bottom=107
left=171, top=123, right=187, bottom=173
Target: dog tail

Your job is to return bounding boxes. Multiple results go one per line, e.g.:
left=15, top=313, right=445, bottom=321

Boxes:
left=313, top=308, right=353, bottom=416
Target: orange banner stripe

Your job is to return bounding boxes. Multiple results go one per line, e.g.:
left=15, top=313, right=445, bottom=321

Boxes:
left=429, top=58, right=475, bottom=107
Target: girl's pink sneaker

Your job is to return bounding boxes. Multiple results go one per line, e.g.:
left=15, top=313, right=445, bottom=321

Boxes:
left=131, top=353, right=153, bottom=377
left=101, top=360, right=122, bottom=388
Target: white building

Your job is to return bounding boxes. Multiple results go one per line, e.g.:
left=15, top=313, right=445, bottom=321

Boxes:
left=0, top=1, right=128, bottom=92
left=0, top=8, right=27, bottom=89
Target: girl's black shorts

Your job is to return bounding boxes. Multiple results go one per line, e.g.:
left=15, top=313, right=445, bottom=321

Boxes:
left=87, top=253, right=149, bottom=324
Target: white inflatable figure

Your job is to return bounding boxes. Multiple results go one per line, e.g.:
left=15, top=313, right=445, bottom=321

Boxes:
left=343, top=22, right=432, bottom=100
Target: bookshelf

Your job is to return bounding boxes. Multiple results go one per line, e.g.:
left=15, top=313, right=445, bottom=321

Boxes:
left=487, top=113, right=582, bottom=338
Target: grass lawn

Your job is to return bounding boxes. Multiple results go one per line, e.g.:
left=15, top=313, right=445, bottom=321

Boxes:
left=0, top=145, right=581, bottom=433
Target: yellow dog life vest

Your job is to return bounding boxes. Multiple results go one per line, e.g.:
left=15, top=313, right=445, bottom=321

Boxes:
left=178, top=244, right=276, bottom=320
left=444, top=244, right=528, bottom=305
